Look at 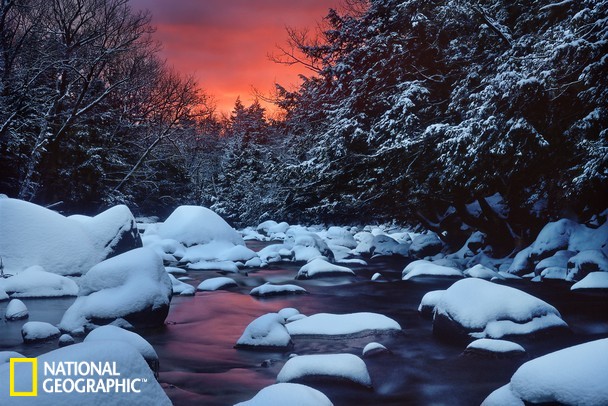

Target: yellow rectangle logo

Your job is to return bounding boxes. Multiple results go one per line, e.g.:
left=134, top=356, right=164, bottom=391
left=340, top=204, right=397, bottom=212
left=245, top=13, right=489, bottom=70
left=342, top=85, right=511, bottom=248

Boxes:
left=10, top=358, right=37, bottom=396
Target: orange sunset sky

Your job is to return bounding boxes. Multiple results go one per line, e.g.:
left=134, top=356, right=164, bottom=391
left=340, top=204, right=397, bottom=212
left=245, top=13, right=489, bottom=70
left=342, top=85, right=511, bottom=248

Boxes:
left=130, top=0, right=342, bottom=115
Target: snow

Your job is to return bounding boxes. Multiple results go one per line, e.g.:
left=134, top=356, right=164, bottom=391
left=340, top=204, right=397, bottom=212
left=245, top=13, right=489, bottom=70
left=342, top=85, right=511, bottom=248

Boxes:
left=21, top=321, right=60, bottom=342
left=482, top=384, right=525, bottom=406
left=235, top=383, right=333, bottom=406
left=434, top=278, right=567, bottom=339
left=165, top=266, right=187, bottom=275
left=58, top=247, right=172, bottom=334
left=235, top=313, right=292, bottom=349
left=286, top=312, right=401, bottom=336
left=466, top=339, right=525, bottom=354
left=362, top=342, right=388, bottom=356
left=530, top=219, right=608, bottom=261
left=278, top=308, right=300, bottom=321
left=180, top=241, right=238, bottom=262
left=156, top=205, right=244, bottom=246
left=409, top=232, right=443, bottom=258
left=0, top=265, right=78, bottom=298
left=196, top=277, right=237, bottom=291
left=58, top=334, right=75, bottom=347
left=534, top=250, right=574, bottom=275
left=483, top=338, right=608, bottom=405
left=324, top=226, right=357, bottom=249
left=370, top=234, right=410, bottom=257
left=250, top=283, right=307, bottom=297
left=417, top=290, right=445, bottom=315
left=277, top=354, right=372, bottom=388
left=0, top=351, right=24, bottom=364
left=464, top=264, right=501, bottom=280
left=571, top=272, right=608, bottom=290
left=296, top=258, right=354, bottom=279
left=402, top=260, right=463, bottom=280
left=0, top=288, right=7, bottom=301
left=0, top=341, right=171, bottom=405
left=84, top=325, right=158, bottom=363
left=5, top=298, right=28, bottom=320
left=168, top=274, right=195, bottom=295
left=187, top=260, right=239, bottom=272
left=507, top=246, right=533, bottom=275
left=566, top=249, right=608, bottom=281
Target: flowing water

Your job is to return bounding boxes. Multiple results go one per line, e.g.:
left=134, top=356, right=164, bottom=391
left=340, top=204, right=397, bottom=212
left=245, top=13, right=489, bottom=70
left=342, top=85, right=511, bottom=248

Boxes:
left=1, top=244, right=607, bottom=405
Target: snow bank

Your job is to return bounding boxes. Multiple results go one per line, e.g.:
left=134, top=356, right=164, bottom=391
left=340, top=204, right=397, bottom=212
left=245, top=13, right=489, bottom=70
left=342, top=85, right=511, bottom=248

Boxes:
left=483, top=338, right=608, bottom=405
left=235, top=383, right=333, bottom=406
left=434, top=278, right=567, bottom=340
left=5, top=298, right=28, bottom=320
left=21, top=321, right=60, bottom=342
left=235, top=313, right=292, bottom=349
left=286, top=312, right=401, bottom=336
left=277, top=354, right=372, bottom=388
left=0, top=341, right=171, bottom=405
left=59, top=248, right=172, bottom=334
left=571, top=271, right=608, bottom=290
left=0, top=266, right=78, bottom=297
left=296, top=258, right=354, bottom=279
left=196, top=277, right=237, bottom=291
left=250, top=283, right=307, bottom=297
left=402, top=260, right=463, bottom=280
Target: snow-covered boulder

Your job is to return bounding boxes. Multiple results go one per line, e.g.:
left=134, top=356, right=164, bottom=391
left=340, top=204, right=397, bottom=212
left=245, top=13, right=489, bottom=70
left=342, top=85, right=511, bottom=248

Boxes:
left=466, top=231, right=487, bottom=253
left=216, top=245, right=257, bottom=262
left=417, top=290, right=445, bottom=319
left=362, top=342, right=389, bottom=357
left=196, top=277, right=237, bottom=291
left=402, top=260, right=463, bottom=280
left=235, top=383, right=333, bottom=406
left=529, top=219, right=608, bottom=261
left=84, top=325, right=159, bottom=376
left=571, top=272, right=608, bottom=290
left=464, top=264, right=500, bottom=280
left=0, top=288, right=7, bottom=301
left=534, top=250, right=574, bottom=276
left=250, top=283, right=307, bottom=297
left=168, top=274, right=195, bottom=296
left=296, top=258, right=354, bottom=279
left=21, top=321, right=60, bottom=343
left=409, top=232, right=443, bottom=258
left=4, top=298, right=28, bottom=320
left=286, top=312, right=401, bottom=336
left=0, top=266, right=78, bottom=298
left=58, top=334, right=75, bottom=347
left=235, top=313, right=292, bottom=350
left=464, top=339, right=525, bottom=358
left=566, top=249, right=608, bottom=282
left=277, top=354, right=372, bottom=388
left=506, top=246, right=534, bottom=276
left=433, top=278, right=568, bottom=341
left=370, top=234, right=410, bottom=257
left=278, top=307, right=300, bottom=322
left=0, top=199, right=141, bottom=276
left=0, top=341, right=171, bottom=405
left=482, top=338, right=608, bottom=406
left=324, top=226, right=357, bottom=249
left=0, top=351, right=24, bottom=364
left=58, top=248, right=172, bottom=334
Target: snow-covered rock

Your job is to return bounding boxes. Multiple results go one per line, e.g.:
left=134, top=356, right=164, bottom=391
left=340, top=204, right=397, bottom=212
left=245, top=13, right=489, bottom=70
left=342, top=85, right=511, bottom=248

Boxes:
left=58, top=334, right=75, bottom=347
left=0, top=199, right=140, bottom=276
left=409, top=232, right=443, bottom=258
left=235, top=313, right=292, bottom=350
left=84, top=325, right=159, bottom=375
left=534, top=250, right=574, bottom=276
left=566, top=249, right=608, bottom=282
left=0, top=341, right=171, bottom=405
left=464, top=339, right=525, bottom=357
left=529, top=219, right=608, bottom=261
left=217, top=245, right=257, bottom=262
left=482, top=338, right=608, bottom=406
left=296, top=258, right=354, bottom=279
left=278, top=308, right=300, bottom=322
left=286, top=312, right=401, bottom=336
left=21, top=321, right=60, bottom=343
left=235, top=383, right=333, bottom=406
left=362, top=342, right=389, bottom=357
left=58, top=248, right=172, bottom=334
left=196, top=277, right=237, bottom=291
left=4, top=298, right=28, bottom=320
left=277, top=354, right=372, bottom=388
left=506, top=246, right=534, bottom=276
left=417, top=290, right=445, bottom=319
left=168, top=274, right=195, bottom=295
left=0, top=288, right=7, bottom=301
left=464, top=264, right=501, bottom=280
left=0, top=351, right=24, bottom=364
left=433, top=278, right=568, bottom=341
left=157, top=205, right=244, bottom=246
left=324, top=226, right=357, bottom=249
left=370, top=234, right=410, bottom=257
left=0, top=265, right=78, bottom=298
left=250, top=283, right=307, bottom=297
left=187, top=260, right=239, bottom=273
left=571, top=271, right=608, bottom=290
left=402, top=260, right=463, bottom=280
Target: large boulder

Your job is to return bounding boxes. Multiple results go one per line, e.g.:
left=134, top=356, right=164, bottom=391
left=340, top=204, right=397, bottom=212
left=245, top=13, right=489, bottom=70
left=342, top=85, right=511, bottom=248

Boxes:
left=409, top=232, right=443, bottom=258
left=433, top=279, right=568, bottom=341
left=58, top=248, right=172, bottom=334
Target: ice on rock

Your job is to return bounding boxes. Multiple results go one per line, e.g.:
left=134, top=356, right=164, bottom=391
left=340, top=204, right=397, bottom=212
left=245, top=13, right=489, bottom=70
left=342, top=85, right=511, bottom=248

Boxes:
left=464, top=264, right=501, bottom=280
left=418, top=290, right=445, bottom=318
left=235, top=313, right=293, bottom=350
left=296, top=258, right=354, bottom=279
left=571, top=271, right=608, bottom=290
left=250, top=282, right=307, bottom=297
left=235, top=383, right=333, bottom=406
left=286, top=312, right=401, bottom=336
left=566, top=249, right=608, bottom=282
left=433, top=278, right=568, bottom=341
left=402, top=260, right=463, bottom=280
left=0, top=265, right=78, bottom=298
left=58, top=248, right=172, bottom=334
left=483, top=338, right=608, bottom=406
left=465, top=339, right=525, bottom=356
left=197, top=277, right=237, bottom=291
left=21, top=321, right=60, bottom=343
left=0, top=341, right=171, bottom=405
left=277, top=353, right=372, bottom=388
left=5, top=298, right=28, bottom=320
left=409, top=232, right=443, bottom=258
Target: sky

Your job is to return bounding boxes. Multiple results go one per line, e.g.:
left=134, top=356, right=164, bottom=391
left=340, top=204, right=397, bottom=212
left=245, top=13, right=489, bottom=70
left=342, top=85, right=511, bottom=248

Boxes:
left=130, top=0, right=342, bottom=115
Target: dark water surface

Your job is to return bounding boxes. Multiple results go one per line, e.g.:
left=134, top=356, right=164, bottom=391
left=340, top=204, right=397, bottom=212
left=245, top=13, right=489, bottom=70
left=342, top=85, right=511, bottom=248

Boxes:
left=1, top=246, right=607, bottom=405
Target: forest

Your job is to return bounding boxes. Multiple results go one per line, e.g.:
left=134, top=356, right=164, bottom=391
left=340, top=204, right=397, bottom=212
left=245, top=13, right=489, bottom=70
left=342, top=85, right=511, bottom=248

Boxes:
left=1, top=0, right=606, bottom=253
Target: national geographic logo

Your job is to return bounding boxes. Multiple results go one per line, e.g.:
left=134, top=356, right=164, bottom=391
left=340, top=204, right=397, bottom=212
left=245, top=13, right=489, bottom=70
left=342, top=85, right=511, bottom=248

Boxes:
left=9, top=358, right=147, bottom=397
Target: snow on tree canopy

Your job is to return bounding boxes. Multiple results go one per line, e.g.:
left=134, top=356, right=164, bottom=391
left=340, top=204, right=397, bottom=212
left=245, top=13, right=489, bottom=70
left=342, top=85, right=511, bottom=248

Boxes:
left=0, top=341, right=171, bottom=405
left=0, top=198, right=140, bottom=276
left=157, top=205, right=244, bottom=247
left=58, top=247, right=172, bottom=334
left=434, top=278, right=568, bottom=340
left=482, top=338, right=608, bottom=406
left=235, top=383, right=333, bottom=406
